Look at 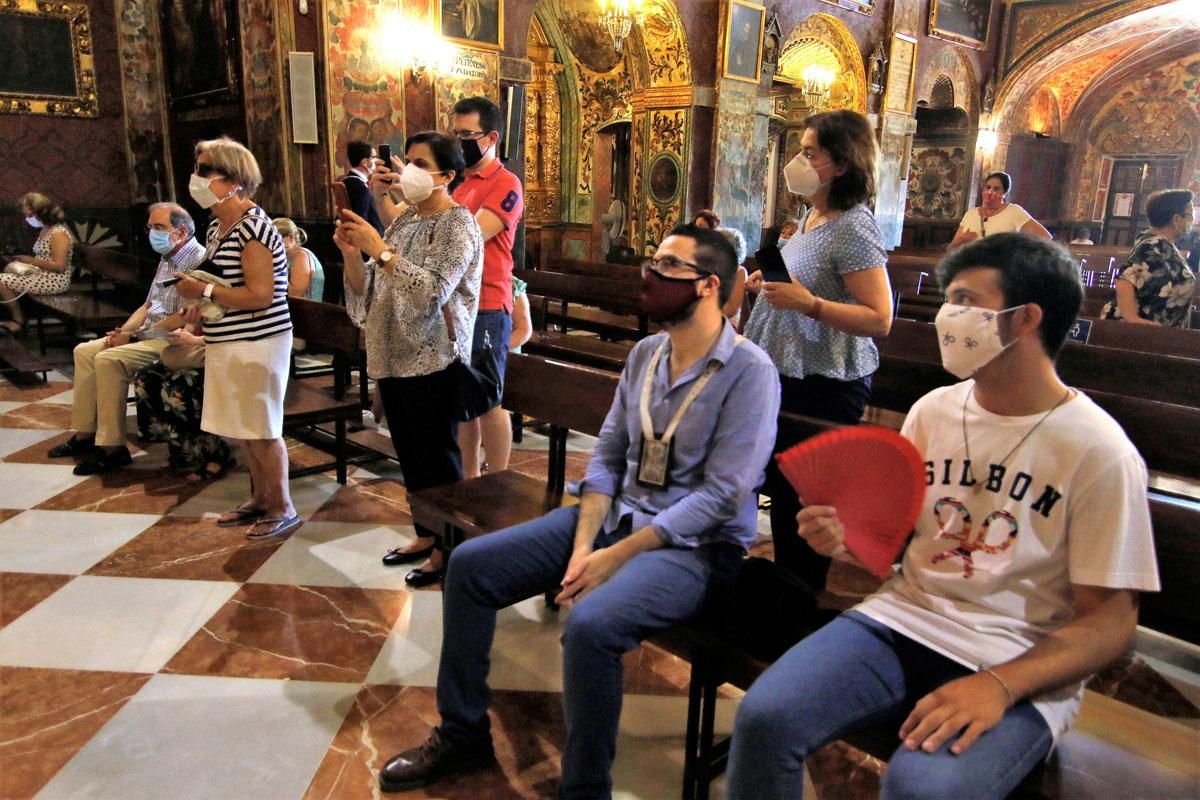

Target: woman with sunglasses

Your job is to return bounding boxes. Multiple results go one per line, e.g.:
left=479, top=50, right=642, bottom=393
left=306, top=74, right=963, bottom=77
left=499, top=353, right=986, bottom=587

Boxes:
left=335, top=131, right=484, bottom=587
left=173, top=137, right=300, bottom=540
left=947, top=171, right=1051, bottom=251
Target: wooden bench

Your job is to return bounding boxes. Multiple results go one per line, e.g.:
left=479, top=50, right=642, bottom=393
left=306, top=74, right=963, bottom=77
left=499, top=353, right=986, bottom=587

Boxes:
left=283, top=297, right=367, bottom=484
left=0, top=335, right=53, bottom=384
left=27, top=245, right=150, bottom=353
left=516, top=267, right=651, bottom=341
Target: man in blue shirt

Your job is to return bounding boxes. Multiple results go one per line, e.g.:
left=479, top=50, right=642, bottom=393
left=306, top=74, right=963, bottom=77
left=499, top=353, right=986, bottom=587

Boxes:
left=379, top=225, right=781, bottom=798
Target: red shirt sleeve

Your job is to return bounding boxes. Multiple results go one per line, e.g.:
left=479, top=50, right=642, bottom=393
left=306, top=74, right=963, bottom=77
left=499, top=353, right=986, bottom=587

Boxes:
left=480, top=171, right=524, bottom=231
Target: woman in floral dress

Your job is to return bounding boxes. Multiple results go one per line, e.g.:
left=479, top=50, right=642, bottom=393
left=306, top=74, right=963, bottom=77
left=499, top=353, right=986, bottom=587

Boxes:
left=1103, top=189, right=1196, bottom=327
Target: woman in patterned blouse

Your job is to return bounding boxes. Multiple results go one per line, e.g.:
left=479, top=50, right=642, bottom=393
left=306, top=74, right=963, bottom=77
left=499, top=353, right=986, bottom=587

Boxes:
left=1, top=193, right=75, bottom=334
left=1102, top=189, right=1196, bottom=328
left=336, top=132, right=484, bottom=586
left=742, top=110, right=894, bottom=592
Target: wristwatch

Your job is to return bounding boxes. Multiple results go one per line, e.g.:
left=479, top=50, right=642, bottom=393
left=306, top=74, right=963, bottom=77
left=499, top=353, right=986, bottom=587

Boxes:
left=378, top=250, right=395, bottom=266
left=202, top=282, right=215, bottom=299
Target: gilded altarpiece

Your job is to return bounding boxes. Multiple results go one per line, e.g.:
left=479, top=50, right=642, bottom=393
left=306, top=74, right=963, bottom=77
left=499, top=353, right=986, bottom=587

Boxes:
left=523, top=59, right=564, bottom=225
left=634, top=105, right=690, bottom=250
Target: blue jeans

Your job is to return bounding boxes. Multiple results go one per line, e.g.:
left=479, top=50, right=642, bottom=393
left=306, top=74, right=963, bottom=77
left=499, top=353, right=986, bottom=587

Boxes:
left=436, top=505, right=742, bottom=800
left=726, top=612, right=1052, bottom=800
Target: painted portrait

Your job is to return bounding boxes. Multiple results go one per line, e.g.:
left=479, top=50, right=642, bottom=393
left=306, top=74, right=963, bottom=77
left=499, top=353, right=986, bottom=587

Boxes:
left=161, top=0, right=239, bottom=107
left=929, top=0, right=992, bottom=50
left=648, top=153, right=681, bottom=206
left=723, top=0, right=765, bottom=83
left=439, top=0, right=503, bottom=51
left=0, top=1, right=97, bottom=118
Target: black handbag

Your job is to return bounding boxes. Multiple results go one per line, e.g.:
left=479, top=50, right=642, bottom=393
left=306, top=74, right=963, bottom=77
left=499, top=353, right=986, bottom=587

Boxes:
left=441, top=305, right=501, bottom=422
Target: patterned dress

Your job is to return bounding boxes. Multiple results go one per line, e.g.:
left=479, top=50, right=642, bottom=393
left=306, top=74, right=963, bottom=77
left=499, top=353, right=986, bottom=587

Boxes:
left=1102, top=232, right=1197, bottom=327
left=0, top=224, right=74, bottom=295
left=134, top=363, right=233, bottom=476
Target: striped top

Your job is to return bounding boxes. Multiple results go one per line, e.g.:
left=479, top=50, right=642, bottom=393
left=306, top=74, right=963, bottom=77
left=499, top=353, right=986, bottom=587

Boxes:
left=201, top=206, right=292, bottom=343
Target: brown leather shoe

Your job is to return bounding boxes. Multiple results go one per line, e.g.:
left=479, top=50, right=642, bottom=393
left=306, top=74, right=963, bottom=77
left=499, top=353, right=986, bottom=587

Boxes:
left=379, top=727, right=496, bottom=792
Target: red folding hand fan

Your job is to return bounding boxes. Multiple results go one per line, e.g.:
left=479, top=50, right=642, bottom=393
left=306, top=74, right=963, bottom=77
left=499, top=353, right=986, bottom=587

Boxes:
left=775, top=426, right=926, bottom=578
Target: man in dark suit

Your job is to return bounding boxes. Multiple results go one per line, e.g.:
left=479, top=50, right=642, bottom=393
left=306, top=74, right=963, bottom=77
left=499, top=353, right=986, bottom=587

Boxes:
left=342, top=140, right=384, bottom=235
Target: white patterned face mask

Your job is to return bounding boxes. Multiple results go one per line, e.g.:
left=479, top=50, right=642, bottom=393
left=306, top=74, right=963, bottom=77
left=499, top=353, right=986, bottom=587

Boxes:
left=934, top=303, right=1021, bottom=379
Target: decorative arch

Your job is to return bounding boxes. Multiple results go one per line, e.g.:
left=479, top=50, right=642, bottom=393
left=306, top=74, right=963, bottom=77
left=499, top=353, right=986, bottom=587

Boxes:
left=930, top=76, right=954, bottom=109
left=917, top=46, right=978, bottom=119
left=777, top=13, right=867, bottom=113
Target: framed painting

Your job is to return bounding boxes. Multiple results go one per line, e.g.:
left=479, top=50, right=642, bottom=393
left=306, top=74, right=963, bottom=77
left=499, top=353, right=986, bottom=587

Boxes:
left=0, top=0, right=97, bottom=118
left=817, top=0, right=874, bottom=15
left=439, top=0, right=503, bottom=52
left=648, top=153, right=683, bottom=207
left=929, top=0, right=993, bottom=50
left=723, top=0, right=765, bottom=84
left=161, top=0, right=240, bottom=109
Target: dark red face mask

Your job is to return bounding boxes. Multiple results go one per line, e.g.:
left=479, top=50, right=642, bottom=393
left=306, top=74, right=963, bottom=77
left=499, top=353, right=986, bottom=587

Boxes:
left=639, top=269, right=704, bottom=324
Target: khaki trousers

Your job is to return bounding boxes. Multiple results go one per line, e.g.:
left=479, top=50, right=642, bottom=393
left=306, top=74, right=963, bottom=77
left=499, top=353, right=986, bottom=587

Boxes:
left=72, top=337, right=171, bottom=446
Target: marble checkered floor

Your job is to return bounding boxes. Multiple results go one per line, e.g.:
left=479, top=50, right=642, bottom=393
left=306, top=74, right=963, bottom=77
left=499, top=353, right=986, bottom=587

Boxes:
left=0, top=375, right=773, bottom=800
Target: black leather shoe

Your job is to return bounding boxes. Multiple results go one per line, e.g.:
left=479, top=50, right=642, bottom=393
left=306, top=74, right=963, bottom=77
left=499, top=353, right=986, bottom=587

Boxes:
left=48, top=436, right=95, bottom=458
left=404, top=564, right=445, bottom=587
left=73, top=446, right=132, bottom=475
left=382, top=544, right=434, bottom=567
left=379, top=727, right=495, bottom=792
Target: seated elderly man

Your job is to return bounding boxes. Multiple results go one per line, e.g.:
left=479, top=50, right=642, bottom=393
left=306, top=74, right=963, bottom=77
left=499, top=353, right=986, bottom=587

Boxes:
left=48, top=202, right=206, bottom=474
left=378, top=224, right=781, bottom=799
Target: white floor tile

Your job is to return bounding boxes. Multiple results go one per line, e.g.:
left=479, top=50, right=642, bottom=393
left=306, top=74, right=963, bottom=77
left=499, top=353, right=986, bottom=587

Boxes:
left=0, top=427, right=61, bottom=458
left=247, top=520, right=417, bottom=589
left=0, top=463, right=89, bottom=508
left=0, top=510, right=159, bottom=574
left=35, top=674, right=357, bottom=800
left=40, top=389, right=74, bottom=405
left=167, top=471, right=340, bottom=520
left=0, top=400, right=32, bottom=414
left=0, top=575, right=237, bottom=673
left=367, top=591, right=566, bottom=692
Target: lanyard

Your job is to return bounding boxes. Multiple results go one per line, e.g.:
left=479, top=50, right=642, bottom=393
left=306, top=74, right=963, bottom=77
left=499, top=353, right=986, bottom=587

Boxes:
left=639, top=339, right=721, bottom=444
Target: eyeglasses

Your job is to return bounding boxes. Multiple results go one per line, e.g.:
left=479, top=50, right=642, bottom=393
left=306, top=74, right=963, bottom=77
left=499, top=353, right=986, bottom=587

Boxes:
left=641, top=256, right=711, bottom=279
left=450, top=130, right=487, bottom=141
left=193, top=163, right=226, bottom=179
left=144, top=224, right=176, bottom=233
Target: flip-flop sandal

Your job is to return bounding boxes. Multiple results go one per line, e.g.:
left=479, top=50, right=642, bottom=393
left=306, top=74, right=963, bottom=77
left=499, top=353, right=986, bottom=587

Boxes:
left=217, top=506, right=266, bottom=527
left=246, top=514, right=303, bottom=540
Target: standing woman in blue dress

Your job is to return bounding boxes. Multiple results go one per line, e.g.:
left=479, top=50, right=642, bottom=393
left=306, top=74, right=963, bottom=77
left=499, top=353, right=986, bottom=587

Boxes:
left=743, top=109, right=893, bottom=591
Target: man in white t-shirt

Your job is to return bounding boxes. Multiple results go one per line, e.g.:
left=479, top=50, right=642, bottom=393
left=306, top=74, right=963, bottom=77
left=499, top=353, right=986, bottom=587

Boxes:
left=726, top=233, right=1160, bottom=800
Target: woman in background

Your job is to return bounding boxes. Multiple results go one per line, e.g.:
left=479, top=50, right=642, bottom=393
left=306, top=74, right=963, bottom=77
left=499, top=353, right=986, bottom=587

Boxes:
left=1102, top=189, right=1195, bottom=327
left=947, top=171, right=1051, bottom=250
left=1, top=193, right=75, bottom=334
left=274, top=218, right=326, bottom=301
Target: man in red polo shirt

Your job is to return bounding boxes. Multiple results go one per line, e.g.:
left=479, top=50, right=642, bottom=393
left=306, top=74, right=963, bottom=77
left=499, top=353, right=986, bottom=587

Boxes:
left=447, top=96, right=525, bottom=480
left=377, top=97, right=525, bottom=585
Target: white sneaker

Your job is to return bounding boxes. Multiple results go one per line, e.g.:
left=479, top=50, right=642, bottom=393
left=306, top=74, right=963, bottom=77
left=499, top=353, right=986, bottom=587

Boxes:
left=361, top=411, right=379, bottom=430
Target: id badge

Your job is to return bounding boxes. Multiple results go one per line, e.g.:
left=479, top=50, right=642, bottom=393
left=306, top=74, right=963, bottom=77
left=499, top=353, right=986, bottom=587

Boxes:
left=637, top=435, right=673, bottom=489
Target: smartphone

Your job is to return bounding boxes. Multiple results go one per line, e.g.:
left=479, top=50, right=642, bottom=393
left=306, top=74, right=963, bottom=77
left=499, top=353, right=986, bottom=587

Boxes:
left=159, top=276, right=182, bottom=287
left=756, top=245, right=792, bottom=283
left=331, top=181, right=350, bottom=217
left=377, top=144, right=391, bottom=169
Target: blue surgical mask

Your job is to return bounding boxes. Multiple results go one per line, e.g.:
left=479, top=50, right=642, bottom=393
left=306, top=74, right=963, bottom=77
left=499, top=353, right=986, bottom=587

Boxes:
left=25, top=216, right=44, bottom=229
left=148, top=229, right=175, bottom=254
left=778, top=237, right=791, bottom=248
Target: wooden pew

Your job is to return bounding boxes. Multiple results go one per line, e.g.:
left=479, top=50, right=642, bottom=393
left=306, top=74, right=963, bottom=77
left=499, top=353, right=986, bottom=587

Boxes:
left=515, top=267, right=650, bottom=341
left=28, top=245, right=150, bottom=352
left=871, top=320, right=1200, bottom=480
left=283, top=297, right=367, bottom=484
left=548, top=257, right=642, bottom=283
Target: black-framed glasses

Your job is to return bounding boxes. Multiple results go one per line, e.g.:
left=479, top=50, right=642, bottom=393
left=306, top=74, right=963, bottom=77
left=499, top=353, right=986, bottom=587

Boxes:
left=641, top=256, right=711, bottom=278
left=193, top=163, right=225, bottom=179
left=450, top=129, right=488, bottom=141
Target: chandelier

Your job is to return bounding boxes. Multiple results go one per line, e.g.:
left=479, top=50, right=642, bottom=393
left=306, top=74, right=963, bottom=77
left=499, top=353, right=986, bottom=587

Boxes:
left=801, top=64, right=836, bottom=109
left=599, top=0, right=645, bottom=53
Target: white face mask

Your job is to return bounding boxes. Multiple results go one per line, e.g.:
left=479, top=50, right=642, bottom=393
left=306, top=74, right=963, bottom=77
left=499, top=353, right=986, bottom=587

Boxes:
left=783, top=154, right=829, bottom=196
left=399, top=163, right=442, bottom=204
left=25, top=215, right=44, bottom=229
left=189, top=173, right=233, bottom=209
left=934, top=303, right=1021, bottom=380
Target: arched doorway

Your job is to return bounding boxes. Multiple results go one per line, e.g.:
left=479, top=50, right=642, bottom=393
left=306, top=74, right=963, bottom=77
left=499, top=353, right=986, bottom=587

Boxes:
left=522, top=0, right=691, bottom=262
left=765, top=13, right=866, bottom=227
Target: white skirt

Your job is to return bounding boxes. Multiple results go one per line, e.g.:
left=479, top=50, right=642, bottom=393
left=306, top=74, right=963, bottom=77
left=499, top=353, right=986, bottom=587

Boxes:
left=201, top=332, right=292, bottom=440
